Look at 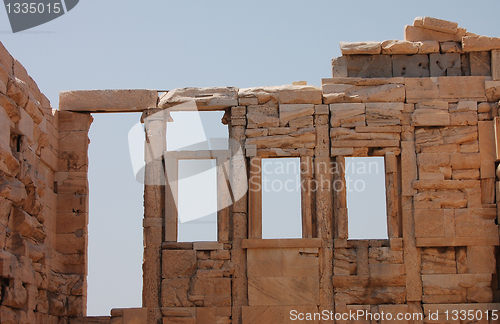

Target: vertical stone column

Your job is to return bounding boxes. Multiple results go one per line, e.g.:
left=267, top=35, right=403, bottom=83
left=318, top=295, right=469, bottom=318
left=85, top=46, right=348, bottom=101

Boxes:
left=248, top=156, right=262, bottom=239
left=301, top=155, right=314, bottom=238
left=314, top=105, right=334, bottom=323
left=142, top=108, right=166, bottom=324
left=56, top=110, right=93, bottom=317
left=229, top=112, right=248, bottom=324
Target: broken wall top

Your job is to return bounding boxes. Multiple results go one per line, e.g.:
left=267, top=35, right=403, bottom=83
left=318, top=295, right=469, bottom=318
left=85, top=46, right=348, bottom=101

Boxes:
left=334, top=17, right=500, bottom=80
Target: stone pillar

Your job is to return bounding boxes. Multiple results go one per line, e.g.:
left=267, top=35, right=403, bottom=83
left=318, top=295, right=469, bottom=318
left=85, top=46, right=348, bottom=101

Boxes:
left=314, top=105, right=334, bottom=323
left=142, top=108, right=166, bottom=324
left=229, top=109, right=248, bottom=324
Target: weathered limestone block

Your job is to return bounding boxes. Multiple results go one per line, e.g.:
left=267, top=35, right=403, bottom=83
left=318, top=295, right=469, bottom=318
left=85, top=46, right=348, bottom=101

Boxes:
left=368, top=247, right=403, bottom=264
left=11, top=208, right=46, bottom=243
left=492, top=49, right=500, bottom=80
left=7, top=77, right=29, bottom=108
left=330, top=103, right=365, bottom=127
left=344, top=55, right=392, bottom=78
left=161, top=278, right=193, bottom=307
left=440, top=42, right=462, bottom=54
left=485, top=81, right=500, bottom=102
left=470, top=51, right=491, bottom=76
left=246, top=106, right=279, bottom=128
left=323, top=83, right=405, bottom=104
left=238, top=87, right=278, bottom=105
left=330, top=128, right=399, bottom=141
left=162, top=250, right=196, bottom=279
left=462, top=35, right=500, bottom=52
left=418, top=41, right=440, bottom=53
left=466, top=246, right=496, bottom=274
left=412, top=101, right=450, bottom=126
left=417, top=17, right=459, bottom=34
left=0, top=174, right=27, bottom=206
left=239, top=85, right=322, bottom=105
left=429, top=53, right=461, bottom=77
left=61, top=89, right=158, bottom=112
left=455, top=209, right=497, bottom=237
left=381, top=40, right=419, bottom=54
left=339, top=42, right=381, bottom=55
left=248, top=277, right=319, bottom=306
left=245, top=128, right=267, bottom=138
left=365, top=103, right=403, bottom=126
left=3, top=279, right=27, bottom=309
left=405, top=77, right=439, bottom=102
left=277, top=85, right=322, bottom=104
left=245, top=128, right=315, bottom=149
left=334, top=286, right=406, bottom=305
left=439, top=76, right=486, bottom=100
left=392, top=55, right=430, bottom=77
left=0, top=146, right=20, bottom=177
left=414, top=209, right=445, bottom=237
left=450, top=111, right=478, bottom=126
left=422, top=274, right=492, bottom=304
left=279, top=104, right=314, bottom=126
left=421, top=247, right=457, bottom=274
left=192, top=278, right=231, bottom=303
left=405, top=26, right=462, bottom=42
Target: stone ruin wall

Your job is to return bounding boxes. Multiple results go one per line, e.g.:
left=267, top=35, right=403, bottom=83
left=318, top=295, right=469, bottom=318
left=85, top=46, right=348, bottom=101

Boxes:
left=0, top=16, right=499, bottom=324
left=0, top=41, right=93, bottom=323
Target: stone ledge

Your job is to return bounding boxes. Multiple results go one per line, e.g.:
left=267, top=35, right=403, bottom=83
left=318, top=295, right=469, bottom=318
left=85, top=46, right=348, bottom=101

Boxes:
left=59, top=89, right=158, bottom=112
left=242, top=238, right=322, bottom=249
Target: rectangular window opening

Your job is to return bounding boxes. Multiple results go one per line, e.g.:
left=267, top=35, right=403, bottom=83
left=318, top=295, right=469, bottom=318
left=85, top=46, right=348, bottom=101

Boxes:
left=177, top=159, right=218, bottom=242
left=166, top=111, right=228, bottom=151
left=345, top=156, right=388, bottom=240
left=261, top=157, right=302, bottom=239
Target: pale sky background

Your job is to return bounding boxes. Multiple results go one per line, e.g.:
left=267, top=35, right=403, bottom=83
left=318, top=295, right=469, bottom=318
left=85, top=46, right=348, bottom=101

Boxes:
left=1, top=0, right=498, bottom=316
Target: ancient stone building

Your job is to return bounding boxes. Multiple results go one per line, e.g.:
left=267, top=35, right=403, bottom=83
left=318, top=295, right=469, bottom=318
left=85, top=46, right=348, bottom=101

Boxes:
left=0, top=16, right=499, bottom=324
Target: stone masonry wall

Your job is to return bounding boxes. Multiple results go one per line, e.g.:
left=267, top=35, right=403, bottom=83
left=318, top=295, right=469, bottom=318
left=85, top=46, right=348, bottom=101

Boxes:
left=0, top=41, right=91, bottom=323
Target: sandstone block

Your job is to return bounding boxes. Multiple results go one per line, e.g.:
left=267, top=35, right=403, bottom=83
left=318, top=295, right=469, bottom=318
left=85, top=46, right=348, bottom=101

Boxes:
left=381, top=40, right=419, bottom=54
left=339, top=42, right=381, bottom=55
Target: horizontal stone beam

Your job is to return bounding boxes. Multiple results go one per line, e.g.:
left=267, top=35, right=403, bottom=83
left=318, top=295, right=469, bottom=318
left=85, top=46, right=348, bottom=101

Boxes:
left=59, top=89, right=158, bottom=112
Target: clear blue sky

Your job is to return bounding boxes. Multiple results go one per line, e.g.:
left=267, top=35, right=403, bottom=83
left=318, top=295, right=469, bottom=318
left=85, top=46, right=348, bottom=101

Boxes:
left=1, top=0, right=498, bottom=316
